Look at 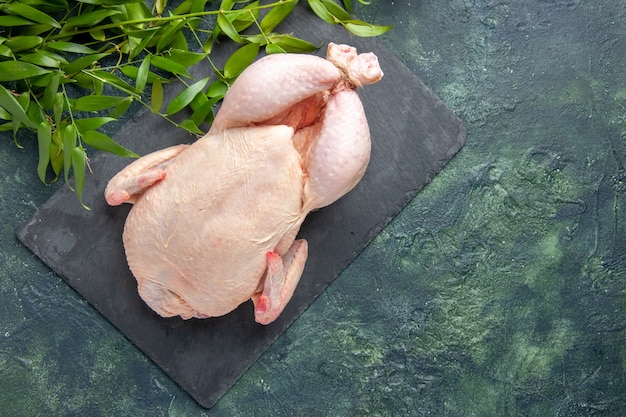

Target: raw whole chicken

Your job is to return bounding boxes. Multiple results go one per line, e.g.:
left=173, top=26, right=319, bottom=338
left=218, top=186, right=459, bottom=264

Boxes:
left=105, top=43, right=383, bottom=324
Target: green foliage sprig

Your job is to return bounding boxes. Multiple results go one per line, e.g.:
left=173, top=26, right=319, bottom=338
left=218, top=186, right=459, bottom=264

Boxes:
left=0, top=0, right=390, bottom=208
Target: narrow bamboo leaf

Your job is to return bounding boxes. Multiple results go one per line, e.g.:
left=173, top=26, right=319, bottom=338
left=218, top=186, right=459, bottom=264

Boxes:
left=307, top=0, right=336, bottom=24
left=81, top=130, right=139, bottom=158
left=0, top=122, right=14, bottom=132
left=166, top=77, right=210, bottom=115
left=37, top=121, right=52, bottom=183
left=5, top=36, right=43, bottom=52
left=156, top=18, right=187, bottom=52
left=220, top=0, right=236, bottom=11
left=5, top=2, right=61, bottom=28
left=268, top=34, right=319, bottom=53
left=136, top=54, right=151, bottom=92
left=150, top=55, right=191, bottom=78
left=0, top=61, right=51, bottom=81
left=156, top=0, right=167, bottom=15
left=167, top=49, right=206, bottom=68
left=129, top=28, right=158, bottom=59
left=172, top=0, right=193, bottom=15
left=42, top=72, right=61, bottom=109
left=62, top=124, right=76, bottom=185
left=70, top=146, right=89, bottom=209
left=0, top=107, right=11, bottom=121
left=177, top=119, right=204, bottom=135
left=26, top=98, right=45, bottom=126
left=342, top=0, right=353, bottom=13
left=217, top=12, right=242, bottom=43
left=49, top=140, right=62, bottom=180
left=223, top=42, right=259, bottom=79
left=76, top=0, right=143, bottom=5
left=73, top=117, right=116, bottom=132
left=46, top=41, right=97, bottom=54
left=190, top=97, right=217, bottom=126
left=63, top=9, right=122, bottom=29
left=0, top=84, right=37, bottom=129
left=320, top=0, right=352, bottom=21
left=231, top=2, right=259, bottom=33
left=260, top=0, right=298, bottom=33
left=108, top=96, right=133, bottom=119
left=19, top=52, right=62, bottom=68
left=88, top=71, right=141, bottom=97
left=120, top=65, right=164, bottom=84
left=89, top=28, right=106, bottom=41
left=343, top=20, right=393, bottom=37
left=206, top=79, right=228, bottom=98
left=62, top=52, right=110, bottom=74
left=151, top=78, right=163, bottom=113
left=122, top=2, right=152, bottom=21
left=0, top=16, right=35, bottom=27
left=53, top=91, right=64, bottom=128
left=73, top=95, right=129, bottom=112
left=0, top=45, right=13, bottom=58
left=73, top=72, right=103, bottom=93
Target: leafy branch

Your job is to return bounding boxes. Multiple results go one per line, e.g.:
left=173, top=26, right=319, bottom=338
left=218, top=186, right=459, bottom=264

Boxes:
left=0, top=0, right=391, bottom=208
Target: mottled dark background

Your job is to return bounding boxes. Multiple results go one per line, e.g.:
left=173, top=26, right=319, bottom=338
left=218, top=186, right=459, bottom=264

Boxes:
left=1, top=0, right=625, bottom=415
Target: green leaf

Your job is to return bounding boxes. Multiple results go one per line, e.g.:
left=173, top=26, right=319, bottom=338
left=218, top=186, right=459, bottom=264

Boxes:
left=4, top=2, right=61, bottom=28
left=46, top=41, right=97, bottom=54
left=121, top=64, right=164, bottom=84
left=0, top=44, right=13, bottom=58
left=167, top=49, right=206, bottom=68
left=87, top=70, right=141, bottom=97
left=89, top=28, right=106, bottom=41
left=260, top=0, right=298, bottom=33
left=206, top=79, right=228, bottom=98
left=5, top=36, right=43, bottom=52
left=37, top=121, right=52, bottom=183
left=223, top=42, right=259, bottom=79
left=108, top=96, right=133, bottom=119
left=75, top=0, right=143, bottom=5
left=150, top=55, right=191, bottom=78
left=70, top=146, right=89, bottom=209
left=231, top=2, right=259, bottom=33
left=62, top=124, right=76, bottom=185
left=42, top=72, right=61, bottom=110
left=53, top=91, right=64, bottom=128
left=320, top=0, right=352, bottom=21
left=343, top=20, right=393, bottom=37
left=128, top=28, right=158, bottom=60
left=19, top=52, right=62, bottom=68
left=62, top=9, right=122, bottom=28
left=0, top=84, right=37, bottom=129
left=190, top=96, right=218, bottom=126
left=62, top=52, right=110, bottom=74
left=73, top=95, right=130, bottom=112
left=217, top=12, right=242, bottom=43
left=0, top=61, right=51, bottom=81
left=81, top=130, right=139, bottom=158
left=156, top=18, right=188, bottom=52
left=0, top=16, right=35, bottom=27
left=73, top=117, right=116, bottom=132
left=267, top=34, right=319, bottom=53
left=166, top=77, right=210, bottom=115
left=176, top=119, right=204, bottom=135
left=136, top=54, right=151, bottom=92
left=307, top=0, right=335, bottom=24
left=151, top=78, right=163, bottom=113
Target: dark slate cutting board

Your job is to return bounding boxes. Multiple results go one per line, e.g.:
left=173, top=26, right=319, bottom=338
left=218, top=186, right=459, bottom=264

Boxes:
left=16, top=5, right=466, bottom=409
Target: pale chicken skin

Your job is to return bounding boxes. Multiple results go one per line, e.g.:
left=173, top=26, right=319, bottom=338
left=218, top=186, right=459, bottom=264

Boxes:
left=105, top=43, right=383, bottom=324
